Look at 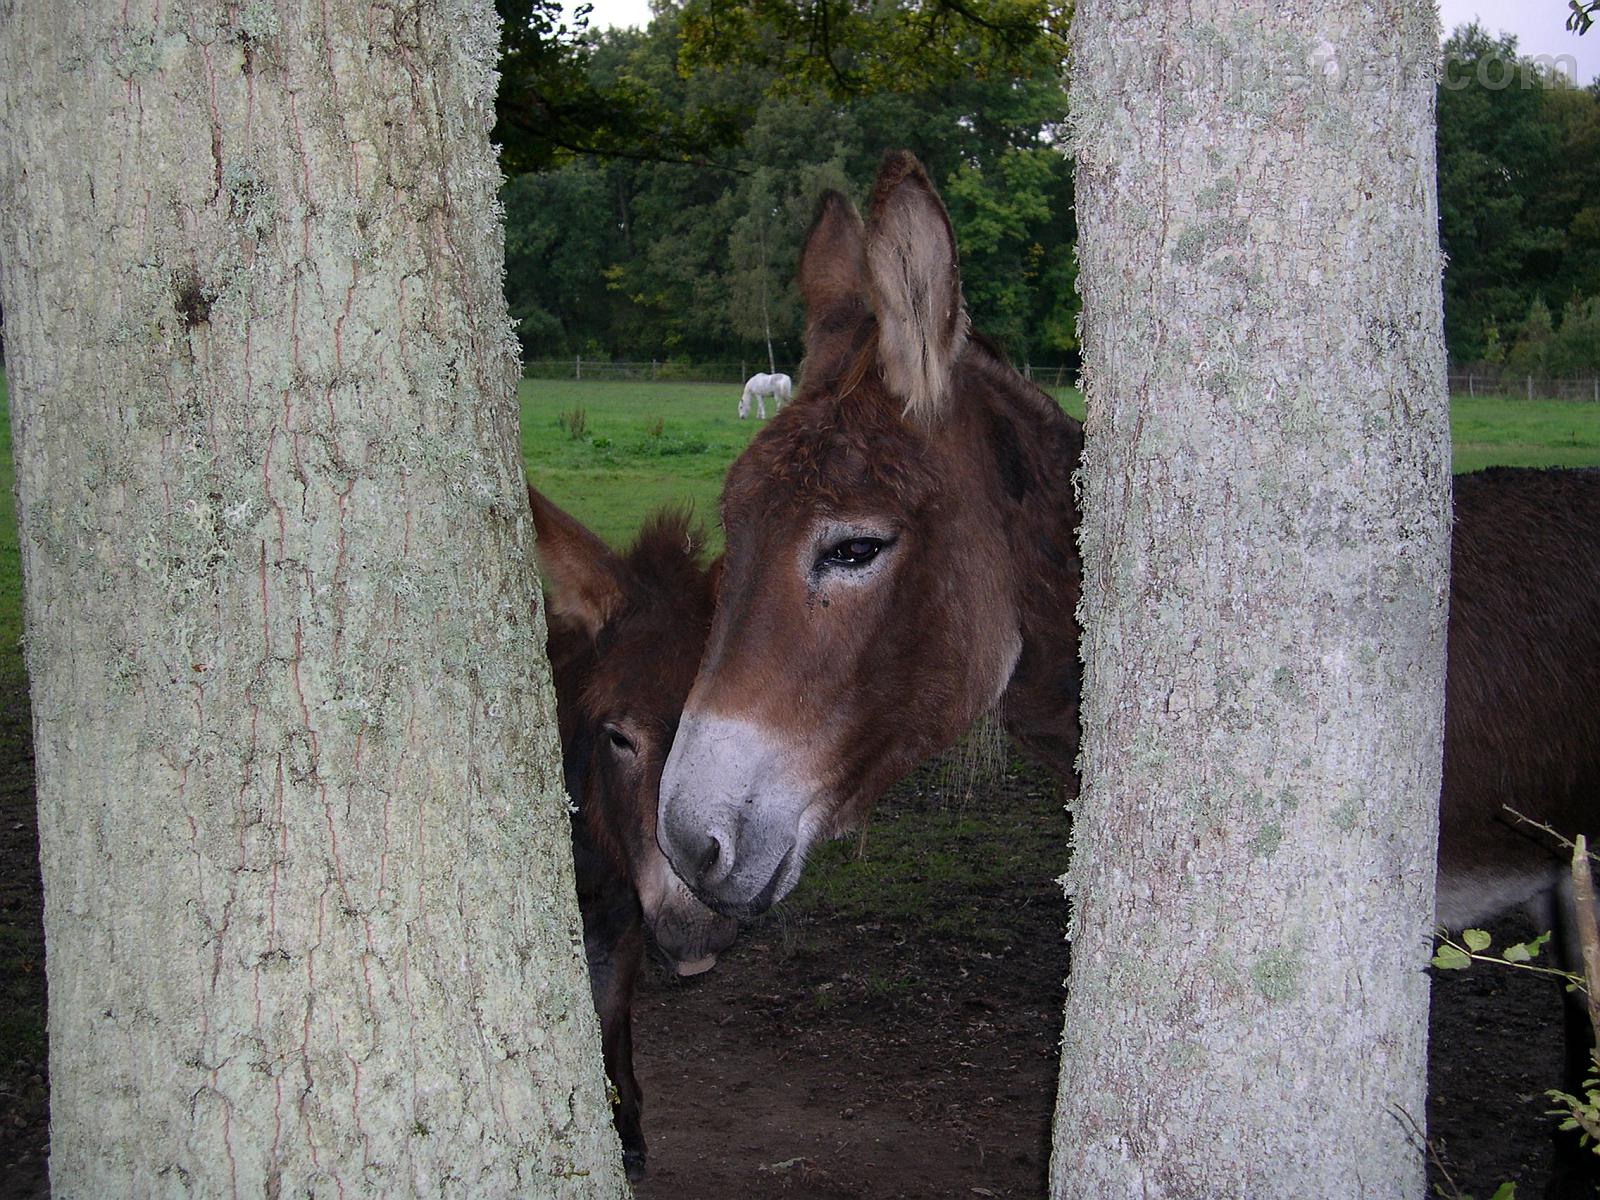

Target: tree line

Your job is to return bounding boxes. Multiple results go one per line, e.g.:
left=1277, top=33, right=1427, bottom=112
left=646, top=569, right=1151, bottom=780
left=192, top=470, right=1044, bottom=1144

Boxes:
left=500, top=4, right=1075, bottom=369
left=502, top=16, right=1600, bottom=375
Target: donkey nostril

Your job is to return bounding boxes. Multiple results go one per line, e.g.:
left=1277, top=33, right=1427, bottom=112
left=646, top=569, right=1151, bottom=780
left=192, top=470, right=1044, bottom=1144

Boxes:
left=697, top=836, right=722, bottom=880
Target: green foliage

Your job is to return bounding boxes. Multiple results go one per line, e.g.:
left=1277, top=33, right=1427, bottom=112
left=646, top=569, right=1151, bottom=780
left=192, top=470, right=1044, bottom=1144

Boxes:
left=500, top=12, right=1076, bottom=365
left=1550, top=1050, right=1600, bottom=1150
left=1432, top=924, right=1600, bottom=1173
left=943, top=146, right=1077, bottom=355
left=676, top=0, right=1070, bottom=98
left=1504, top=297, right=1600, bottom=377
left=1431, top=928, right=1552, bottom=972
left=493, top=2, right=748, bottom=173
left=1438, top=23, right=1600, bottom=365
left=1501, top=933, right=1551, bottom=963
left=490, top=10, right=1600, bottom=374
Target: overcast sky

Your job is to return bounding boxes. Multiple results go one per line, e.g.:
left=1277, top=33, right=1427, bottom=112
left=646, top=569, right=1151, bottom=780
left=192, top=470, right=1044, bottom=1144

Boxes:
left=1439, top=0, right=1599, bottom=82
left=573, top=1, right=1600, bottom=84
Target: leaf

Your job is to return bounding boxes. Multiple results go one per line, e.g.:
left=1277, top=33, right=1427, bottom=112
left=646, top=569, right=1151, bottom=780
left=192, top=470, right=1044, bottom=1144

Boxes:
left=1502, top=942, right=1534, bottom=962
left=1463, top=928, right=1493, bottom=952
left=1489, top=1183, right=1516, bottom=1200
left=1432, top=944, right=1472, bottom=970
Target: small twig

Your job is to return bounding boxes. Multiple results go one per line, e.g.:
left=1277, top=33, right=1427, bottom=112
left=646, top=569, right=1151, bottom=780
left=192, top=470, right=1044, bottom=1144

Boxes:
left=1503, top=807, right=1600, bottom=866
left=1392, top=1104, right=1463, bottom=1199
left=1436, top=933, right=1578, bottom=984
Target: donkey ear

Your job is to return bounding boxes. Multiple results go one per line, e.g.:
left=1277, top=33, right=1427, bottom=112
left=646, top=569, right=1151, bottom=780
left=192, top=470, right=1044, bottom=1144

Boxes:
left=798, top=190, right=868, bottom=365
left=865, top=152, right=969, bottom=425
left=527, top=484, right=628, bottom=640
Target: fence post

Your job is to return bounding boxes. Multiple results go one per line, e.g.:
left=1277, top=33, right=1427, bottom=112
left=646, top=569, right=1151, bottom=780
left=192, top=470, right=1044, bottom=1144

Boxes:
left=1467, top=373, right=1474, bottom=397
left=1527, top=375, right=1533, bottom=402
left=651, top=359, right=657, bottom=381
left=575, top=354, right=581, bottom=381
left=1594, top=377, right=1598, bottom=405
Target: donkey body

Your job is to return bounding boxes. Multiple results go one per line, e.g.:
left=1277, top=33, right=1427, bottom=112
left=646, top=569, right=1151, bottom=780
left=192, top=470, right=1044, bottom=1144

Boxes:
left=655, top=155, right=1600, bottom=1180
left=530, top=486, right=736, bottom=1180
left=1437, top=466, right=1600, bottom=934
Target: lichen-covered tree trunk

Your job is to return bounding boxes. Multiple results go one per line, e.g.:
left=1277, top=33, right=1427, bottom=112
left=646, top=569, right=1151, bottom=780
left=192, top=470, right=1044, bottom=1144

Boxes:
left=1053, top=3, right=1450, bottom=1195
left=0, top=3, right=626, bottom=1195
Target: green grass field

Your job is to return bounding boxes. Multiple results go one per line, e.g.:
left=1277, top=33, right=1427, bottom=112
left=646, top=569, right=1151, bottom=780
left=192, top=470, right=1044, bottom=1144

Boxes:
left=1449, top=394, right=1600, bottom=473
left=0, top=373, right=1596, bottom=687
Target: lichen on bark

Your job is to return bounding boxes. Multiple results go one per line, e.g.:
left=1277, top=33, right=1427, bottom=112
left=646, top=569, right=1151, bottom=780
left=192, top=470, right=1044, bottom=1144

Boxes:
left=1052, top=2, right=1450, bottom=1195
left=0, top=2, right=626, bottom=1194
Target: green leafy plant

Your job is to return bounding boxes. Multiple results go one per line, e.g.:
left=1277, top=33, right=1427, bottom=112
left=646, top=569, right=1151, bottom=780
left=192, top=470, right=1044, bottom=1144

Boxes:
left=1550, top=1051, right=1600, bottom=1150
left=1429, top=927, right=1554, bottom=976
left=1432, top=828, right=1600, bottom=1182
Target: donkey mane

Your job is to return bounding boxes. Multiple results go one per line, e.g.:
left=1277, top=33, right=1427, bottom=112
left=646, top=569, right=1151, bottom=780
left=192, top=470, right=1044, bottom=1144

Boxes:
left=617, top=508, right=713, bottom=602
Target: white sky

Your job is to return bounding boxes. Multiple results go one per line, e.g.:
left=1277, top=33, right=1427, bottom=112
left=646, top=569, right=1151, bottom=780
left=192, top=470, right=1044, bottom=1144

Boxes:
left=575, top=0, right=1600, bottom=84
left=1439, top=0, right=1599, bottom=82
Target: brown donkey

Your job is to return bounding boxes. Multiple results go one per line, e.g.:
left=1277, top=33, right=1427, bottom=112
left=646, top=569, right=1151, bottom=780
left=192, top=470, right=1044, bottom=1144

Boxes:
left=657, top=153, right=1085, bottom=917
left=654, top=155, right=1600, bottom=1035
left=657, top=150, right=1600, bottom=1188
left=529, top=486, right=736, bottom=1180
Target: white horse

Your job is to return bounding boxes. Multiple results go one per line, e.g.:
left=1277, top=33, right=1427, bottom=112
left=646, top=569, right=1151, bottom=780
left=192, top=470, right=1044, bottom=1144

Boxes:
left=738, top=372, right=791, bottom=420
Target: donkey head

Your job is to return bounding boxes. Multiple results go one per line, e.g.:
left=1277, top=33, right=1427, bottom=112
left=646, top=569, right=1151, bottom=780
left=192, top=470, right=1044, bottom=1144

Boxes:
left=657, top=153, right=1035, bottom=919
left=531, top=487, right=739, bottom=972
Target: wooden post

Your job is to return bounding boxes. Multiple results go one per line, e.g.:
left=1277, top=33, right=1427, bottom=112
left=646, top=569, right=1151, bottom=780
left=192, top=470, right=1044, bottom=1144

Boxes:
left=1570, top=835, right=1600, bottom=1043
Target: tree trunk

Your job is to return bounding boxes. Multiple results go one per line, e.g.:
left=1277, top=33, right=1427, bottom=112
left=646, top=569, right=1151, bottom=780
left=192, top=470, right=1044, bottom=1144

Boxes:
left=760, top=217, right=776, bottom=374
left=1053, top=4, right=1450, bottom=1195
left=0, top=3, right=626, bottom=1196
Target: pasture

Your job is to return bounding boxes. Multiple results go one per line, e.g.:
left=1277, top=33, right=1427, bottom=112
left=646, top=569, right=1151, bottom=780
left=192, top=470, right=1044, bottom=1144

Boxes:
left=519, top=377, right=1088, bottom=548
left=0, top=372, right=1597, bottom=1194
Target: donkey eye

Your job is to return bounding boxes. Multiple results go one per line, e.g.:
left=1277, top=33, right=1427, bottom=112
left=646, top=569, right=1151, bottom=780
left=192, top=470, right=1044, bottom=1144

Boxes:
left=603, top=724, right=637, bottom=756
left=820, top=537, right=886, bottom=568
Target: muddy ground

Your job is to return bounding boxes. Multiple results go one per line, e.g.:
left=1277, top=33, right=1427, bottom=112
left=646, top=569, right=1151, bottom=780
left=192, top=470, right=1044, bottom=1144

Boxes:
left=0, top=668, right=1574, bottom=1196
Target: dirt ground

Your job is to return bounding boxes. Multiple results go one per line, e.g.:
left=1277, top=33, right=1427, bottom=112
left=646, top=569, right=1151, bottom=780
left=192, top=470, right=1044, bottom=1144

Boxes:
left=0, top=666, right=1576, bottom=1197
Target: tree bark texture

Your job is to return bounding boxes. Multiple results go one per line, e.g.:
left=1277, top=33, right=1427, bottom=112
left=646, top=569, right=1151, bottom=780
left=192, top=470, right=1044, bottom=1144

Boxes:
left=0, top=2, right=626, bottom=1195
left=1053, top=3, right=1450, bottom=1195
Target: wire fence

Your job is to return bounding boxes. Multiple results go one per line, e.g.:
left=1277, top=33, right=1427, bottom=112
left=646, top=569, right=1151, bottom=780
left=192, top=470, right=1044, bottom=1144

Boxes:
left=522, top=358, right=799, bottom=384
left=522, top=356, right=1084, bottom=389
left=523, top=358, right=1599, bottom=402
left=1449, top=371, right=1600, bottom=403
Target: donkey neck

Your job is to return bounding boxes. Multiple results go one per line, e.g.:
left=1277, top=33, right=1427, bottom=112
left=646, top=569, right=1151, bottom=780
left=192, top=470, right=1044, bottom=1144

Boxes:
left=962, top=355, right=1085, bottom=780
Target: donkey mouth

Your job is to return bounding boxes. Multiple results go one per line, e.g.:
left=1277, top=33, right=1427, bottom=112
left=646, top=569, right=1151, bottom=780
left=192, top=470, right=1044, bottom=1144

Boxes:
left=692, top=844, right=795, bottom=920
